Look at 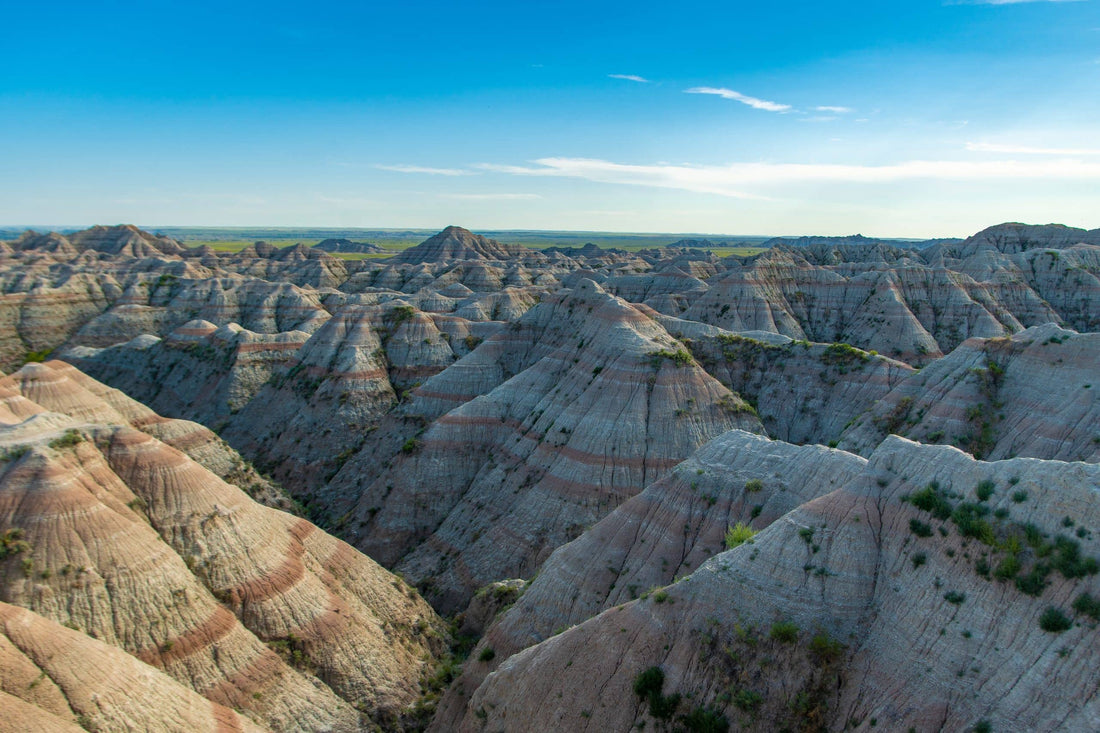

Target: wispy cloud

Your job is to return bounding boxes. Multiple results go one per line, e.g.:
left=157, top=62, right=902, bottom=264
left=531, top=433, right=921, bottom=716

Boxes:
left=478, top=156, right=1100, bottom=199
left=374, top=164, right=472, bottom=176
left=608, top=74, right=650, bottom=83
left=684, top=87, right=792, bottom=112
left=439, top=193, right=542, bottom=200
left=815, top=105, right=853, bottom=113
left=967, top=141, right=1100, bottom=155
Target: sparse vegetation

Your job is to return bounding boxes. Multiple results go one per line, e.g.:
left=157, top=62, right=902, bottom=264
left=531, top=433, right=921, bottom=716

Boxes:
left=647, top=348, right=694, bottom=368
left=725, top=522, right=757, bottom=550
left=1039, top=607, right=1072, bottom=633
left=633, top=666, right=680, bottom=720
left=769, top=621, right=799, bottom=643
left=48, top=429, right=85, bottom=450
left=0, top=528, right=32, bottom=559
left=1072, top=592, right=1100, bottom=621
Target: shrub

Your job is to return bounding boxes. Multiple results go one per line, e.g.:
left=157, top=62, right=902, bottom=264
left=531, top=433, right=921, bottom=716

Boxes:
left=633, top=667, right=664, bottom=700
left=680, top=706, right=729, bottom=733
left=809, top=632, right=845, bottom=663
left=1011, top=490, right=1028, bottom=503
left=1015, top=567, right=1048, bottom=596
left=944, top=591, right=966, bottom=605
left=0, top=529, right=32, bottom=559
left=1072, top=592, right=1100, bottom=621
left=633, top=667, right=679, bottom=720
left=400, top=438, right=420, bottom=454
left=1039, top=607, right=1072, bottom=633
left=48, top=429, right=84, bottom=450
left=909, top=484, right=952, bottom=520
left=1, top=445, right=30, bottom=462
left=911, top=552, right=927, bottom=569
left=993, top=555, right=1020, bottom=581
left=732, top=688, right=763, bottom=712
left=769, top=621, right=799, bottom=643
left=744, top=479, right=763, bottom=493
left=647, top=348, right=693, bottom=368
left=909, top=519, right=933, bottom=538
left=649, top=692, right=681, bottom=720
left=478, top=647, right=495, bottom=662
left=725, top=522, right=757, bottom=550
left=975, top=480, right=995, bottom=502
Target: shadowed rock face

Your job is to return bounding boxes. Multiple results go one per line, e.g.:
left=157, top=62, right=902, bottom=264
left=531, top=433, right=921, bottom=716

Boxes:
left=441, top=437, right=1100, bottom=732
left=328, top=280, right=763, bottom=612
left=0, top=362, right=447, bottom=731
left=840, top=324, right=1100, bottom=463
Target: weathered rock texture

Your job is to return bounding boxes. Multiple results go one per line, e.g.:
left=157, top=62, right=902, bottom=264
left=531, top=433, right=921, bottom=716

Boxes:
left=0, top=601, right=266, bottom=733
left=446, top=437, right=1100, bottom=732
left=0, top=362, right=447, bottom=731
left=841, top=323, right=1100, bottom=463
left=331, top=279, right=763, bottom=612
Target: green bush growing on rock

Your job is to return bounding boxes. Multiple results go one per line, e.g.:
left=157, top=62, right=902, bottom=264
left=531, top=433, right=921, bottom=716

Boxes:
left=725, top=522, right=757, bottom=550
left=48, top=429, right=84, bottom=450
left=769, top=621, right=799, bottom=643
left=1039, top=607, right=1072, bottom=633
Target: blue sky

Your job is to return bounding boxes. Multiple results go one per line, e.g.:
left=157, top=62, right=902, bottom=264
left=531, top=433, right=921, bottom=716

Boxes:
left=1, top=0, right=1098, bottom=236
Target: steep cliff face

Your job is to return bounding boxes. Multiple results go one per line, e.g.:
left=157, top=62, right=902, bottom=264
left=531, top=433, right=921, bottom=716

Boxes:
left=841, top=324, right=1100, bottom=463
left=330, top=280, right=763, bottom=612
left=678, top=328, right=915, bottom=444
left=446, top=437, right=1100, bottom=732
left=0, top=363, right=447, bottom=731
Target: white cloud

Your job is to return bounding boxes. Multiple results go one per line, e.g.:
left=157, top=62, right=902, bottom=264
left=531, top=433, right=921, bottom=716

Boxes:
left=478, top=156, right=1100, bottom=199
left=608, top=74, right=650, bottom=83
left=374, top=164, right=472, bottom=176
left=815, top=106, right=853, bottom=113
left=967, top=141, right=1100, bottom=155
left=684, top=87, right=792, bottom=112
left=439, top=193, right=542, bottom=200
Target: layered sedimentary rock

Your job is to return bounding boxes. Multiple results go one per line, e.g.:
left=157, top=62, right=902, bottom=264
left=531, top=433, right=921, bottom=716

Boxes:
left=840, top=323, right=1100, bottom=463
left=0, top=363, right=446, bottom=730
left=330, top=279, right=763, bottom=612
left=432, top=431, right=866, bottom=726
left=0, top=601, right=266, bottom=733
left=447, top=437, right=1100, bottom=731
left=670, top=324, right=915, bottom=444
left=392, top=226, right=537, bottom=263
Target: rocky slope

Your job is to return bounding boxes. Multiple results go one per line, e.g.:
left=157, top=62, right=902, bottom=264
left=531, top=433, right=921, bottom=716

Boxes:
left=446, top=436, right=1100, bottom=731
left=0, top=601, right=269, bottom=733
left=841, top=323, right=1100, bottom=463
left=328, top=279, right=763, bottom=612
left=391, top=226, right=537, bottom=263
left=0, top=362, right=447, bottom=731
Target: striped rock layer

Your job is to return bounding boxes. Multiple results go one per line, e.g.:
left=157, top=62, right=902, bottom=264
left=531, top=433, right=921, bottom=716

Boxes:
left=445, top=437, right=1100, bottom=732
left=0, top=362, right=447, bottom=731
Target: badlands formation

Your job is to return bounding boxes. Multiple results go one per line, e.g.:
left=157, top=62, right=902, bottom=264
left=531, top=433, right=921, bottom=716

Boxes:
left=0, top=221, right=1098, bottom=731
